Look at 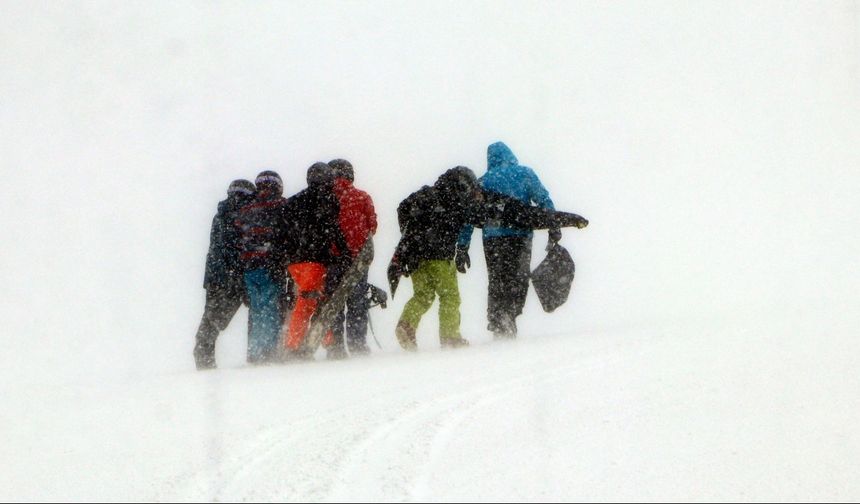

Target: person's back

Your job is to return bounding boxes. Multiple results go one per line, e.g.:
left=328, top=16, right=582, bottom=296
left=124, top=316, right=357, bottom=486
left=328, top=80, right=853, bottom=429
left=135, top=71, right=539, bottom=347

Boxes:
left=284, top=165, right=347, bottom=266
left=397, top=170, right=478, bottom=263
left=235, top=177, right=288, bottom=272
left=236, top=171, right=288, bottom=364
left=331, top=160, right=377, bottom=257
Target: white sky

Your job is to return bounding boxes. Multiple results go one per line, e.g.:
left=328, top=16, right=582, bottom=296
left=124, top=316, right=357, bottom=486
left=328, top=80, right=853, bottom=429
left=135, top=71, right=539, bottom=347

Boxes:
left=0, top=0, right=857, bottom=381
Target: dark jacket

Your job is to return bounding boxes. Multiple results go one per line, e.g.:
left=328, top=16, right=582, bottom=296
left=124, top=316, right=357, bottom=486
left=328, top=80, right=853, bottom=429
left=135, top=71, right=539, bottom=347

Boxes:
left=396, top=170, right=483, bottom=264
left=235, top=192, right=289, bottom=273
left=204, top=193, right=254, bottom=289
left=283, top=181, right=349, bottom=265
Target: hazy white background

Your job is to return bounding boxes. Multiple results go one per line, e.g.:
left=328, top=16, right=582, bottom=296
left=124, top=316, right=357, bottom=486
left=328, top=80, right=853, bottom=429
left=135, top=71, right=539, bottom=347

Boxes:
left=1, top=1, right=858, bottom=501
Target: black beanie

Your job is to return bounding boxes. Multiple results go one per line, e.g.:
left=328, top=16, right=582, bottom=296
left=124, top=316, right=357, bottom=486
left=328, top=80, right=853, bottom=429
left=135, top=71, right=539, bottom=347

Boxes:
left=329, top=159, right=354, bottom=182
left=437, top=166, right=478, bottom=193
left=255, top=170, right=283, bottom=191
left=227, top=179, right=255, bottom=196
left=307, top=162, right=333, bottom=186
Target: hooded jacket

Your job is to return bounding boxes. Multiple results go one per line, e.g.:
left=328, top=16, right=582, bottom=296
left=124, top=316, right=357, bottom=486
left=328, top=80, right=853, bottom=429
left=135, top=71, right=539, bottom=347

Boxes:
left=477, top=142, right=555, bottom=239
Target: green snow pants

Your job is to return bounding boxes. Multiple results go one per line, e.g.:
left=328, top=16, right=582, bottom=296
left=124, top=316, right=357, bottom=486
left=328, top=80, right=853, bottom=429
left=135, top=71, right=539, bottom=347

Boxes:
left=398, top=260, right=461, bottom=339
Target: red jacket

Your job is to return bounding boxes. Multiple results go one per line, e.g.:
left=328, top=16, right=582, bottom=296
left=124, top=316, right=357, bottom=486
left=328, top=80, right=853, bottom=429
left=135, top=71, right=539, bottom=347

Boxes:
left=333, top=178, right=377, bottom=256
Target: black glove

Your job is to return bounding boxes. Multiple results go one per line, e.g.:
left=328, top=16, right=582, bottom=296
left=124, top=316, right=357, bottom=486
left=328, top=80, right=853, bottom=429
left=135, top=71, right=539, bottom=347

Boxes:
left=575, top=216, right=589, bottom=229
left=367, top=284, right=388, bottom=309
left=548, top=228, right=562, bottom=248
left=455, top=245, right=470, bottom=274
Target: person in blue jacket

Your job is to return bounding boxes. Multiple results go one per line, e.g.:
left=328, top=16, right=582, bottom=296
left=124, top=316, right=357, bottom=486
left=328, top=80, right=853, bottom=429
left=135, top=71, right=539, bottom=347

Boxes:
left=457, top=142, right=560, bottom=339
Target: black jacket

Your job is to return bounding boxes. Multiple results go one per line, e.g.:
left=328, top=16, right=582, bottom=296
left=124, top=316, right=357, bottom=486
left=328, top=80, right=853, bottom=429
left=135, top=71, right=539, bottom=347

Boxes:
left=235, top=192, right=289, bottom=273
left=396, top=181, right=481, bottom=264
left=204, top=193, right=254, bottom=289
left=283, top=182, right=349, bottom=266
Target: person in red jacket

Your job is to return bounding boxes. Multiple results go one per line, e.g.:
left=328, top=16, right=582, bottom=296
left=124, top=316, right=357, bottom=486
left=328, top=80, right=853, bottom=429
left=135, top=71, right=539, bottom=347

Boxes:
left=327, top=158, right=378, bottom=356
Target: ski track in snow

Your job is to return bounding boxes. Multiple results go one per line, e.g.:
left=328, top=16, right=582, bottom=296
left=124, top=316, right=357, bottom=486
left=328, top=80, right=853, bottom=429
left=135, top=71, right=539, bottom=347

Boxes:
left=169, top=348, right=620, bottom=502
left=324, top=357, right=608, bottom=502
left=143, top=339, right=609, bottom=502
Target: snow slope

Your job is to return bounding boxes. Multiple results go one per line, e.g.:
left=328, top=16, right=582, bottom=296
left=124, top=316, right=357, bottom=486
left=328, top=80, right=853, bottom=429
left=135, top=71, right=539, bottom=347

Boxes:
left=1, top=1, right=858, bottom=501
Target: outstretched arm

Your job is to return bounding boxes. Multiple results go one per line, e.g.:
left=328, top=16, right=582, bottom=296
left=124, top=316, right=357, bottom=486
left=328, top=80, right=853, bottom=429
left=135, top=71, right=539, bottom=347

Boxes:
left=527, top=167, right=555, bottom=210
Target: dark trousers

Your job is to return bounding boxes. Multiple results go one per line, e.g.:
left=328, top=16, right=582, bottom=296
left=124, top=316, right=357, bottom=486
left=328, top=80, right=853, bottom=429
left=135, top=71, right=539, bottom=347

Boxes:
left=483, top=236, right=532, bottom=337
left=325, top=263, right=370, bottom=352
left=194, top=284, right=244, bottom=369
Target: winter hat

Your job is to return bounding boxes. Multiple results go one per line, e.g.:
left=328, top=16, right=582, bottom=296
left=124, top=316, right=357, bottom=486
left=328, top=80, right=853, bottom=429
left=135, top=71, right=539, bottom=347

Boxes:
left=306, top=162, right=334, bottom=186
left=227, top=179, right=255, bottom=196
left=255, top=170, right=283, bottom=194
left=329, top=159, right=354, bottom=182
left=437, top=166, right=478, bottom=195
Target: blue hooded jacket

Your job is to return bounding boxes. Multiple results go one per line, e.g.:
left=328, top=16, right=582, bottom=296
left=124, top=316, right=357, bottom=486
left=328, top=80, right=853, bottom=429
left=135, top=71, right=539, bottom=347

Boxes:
left=457, top=142, right=555, bottom=245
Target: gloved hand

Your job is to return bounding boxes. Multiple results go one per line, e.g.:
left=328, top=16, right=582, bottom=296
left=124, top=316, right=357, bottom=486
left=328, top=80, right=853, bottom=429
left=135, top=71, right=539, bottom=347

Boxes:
left=455, top=245, right=470, bottom=273
left=548, top=228, right=562, bottom=249
left=575, top=216, right=589, bottom=229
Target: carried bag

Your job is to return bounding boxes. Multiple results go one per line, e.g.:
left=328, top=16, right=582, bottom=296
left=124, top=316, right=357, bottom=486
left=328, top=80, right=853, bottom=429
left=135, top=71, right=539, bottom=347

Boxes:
left=531, top=244, right=575, bottom=313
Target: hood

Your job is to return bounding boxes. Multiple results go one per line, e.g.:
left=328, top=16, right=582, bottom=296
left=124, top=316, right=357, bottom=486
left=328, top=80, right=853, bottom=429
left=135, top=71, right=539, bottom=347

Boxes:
left=487, top=142, right=519, bottom=172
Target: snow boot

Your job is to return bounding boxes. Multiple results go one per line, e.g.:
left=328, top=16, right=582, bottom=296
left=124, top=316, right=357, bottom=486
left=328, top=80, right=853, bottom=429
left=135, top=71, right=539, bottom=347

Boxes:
left=326, top=345, right=349, bottom=361
left=440, top=336, right=470, bottom=349
left=395, top=320, right=417, bottom=351
left=348, top=342, right=371, bottom=356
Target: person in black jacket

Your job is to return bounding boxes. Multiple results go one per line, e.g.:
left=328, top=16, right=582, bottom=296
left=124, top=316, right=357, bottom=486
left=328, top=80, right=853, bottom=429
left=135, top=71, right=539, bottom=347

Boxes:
left=194, top=179, right=256, bottom=370
left=281, top=162, right=350, bottom=360
left=391, top=166, right=483, bottom=350
left=235, top=171, right=290, bottom=364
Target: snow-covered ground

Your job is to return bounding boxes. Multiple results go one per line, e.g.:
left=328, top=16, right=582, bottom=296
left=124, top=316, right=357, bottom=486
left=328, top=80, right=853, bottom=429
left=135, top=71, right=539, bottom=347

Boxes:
left=1, top=1, right=858, bottom=501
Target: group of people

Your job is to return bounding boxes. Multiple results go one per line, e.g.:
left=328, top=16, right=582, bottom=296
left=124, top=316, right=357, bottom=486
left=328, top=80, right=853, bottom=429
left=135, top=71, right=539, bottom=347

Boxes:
left=194, top=159, right=377, bottom=369
left=193, top=142, right=587, bottom=370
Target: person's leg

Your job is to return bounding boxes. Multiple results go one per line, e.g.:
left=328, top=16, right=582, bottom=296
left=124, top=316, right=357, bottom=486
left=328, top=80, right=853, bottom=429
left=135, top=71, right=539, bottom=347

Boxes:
left=484, top=236, right=529, bottom=338
left=284, top=263, right=327, bottom=353
left=483, top=237, right=508, bottom=335
left=397, top=262, right=435, bottom=349
left=507, top=236, right=533, bottom=336
left=245, top=270, right=281, bottom=363
left=194, top=286, right=240, bottom=369
left=323, top=263, right=348, bottom=358
left=434, top=260, right=467, bottom=347
left=345, top=273, right=370, bottom=354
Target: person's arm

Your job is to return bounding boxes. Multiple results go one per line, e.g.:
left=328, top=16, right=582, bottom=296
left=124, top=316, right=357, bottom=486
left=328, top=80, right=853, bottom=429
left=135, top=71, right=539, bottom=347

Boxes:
left=397, top=196, right=413, bottom=234
left=364, top=192, right=378, bottom=236
left=203, top=211, right=222, bottom=288
left=526, top=167, right=555, bottom=210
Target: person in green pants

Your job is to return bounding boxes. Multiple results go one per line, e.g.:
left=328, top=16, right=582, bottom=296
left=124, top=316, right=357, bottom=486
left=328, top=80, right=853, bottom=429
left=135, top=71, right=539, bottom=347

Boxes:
left=391, top=167, right=482, bottom=350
